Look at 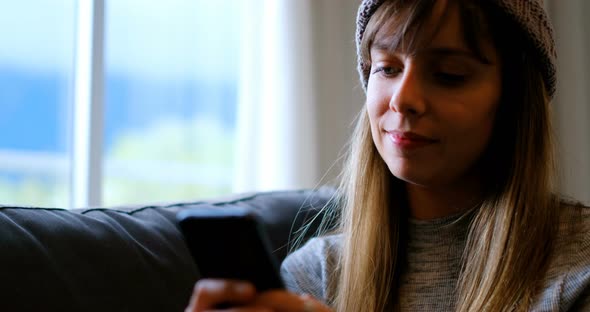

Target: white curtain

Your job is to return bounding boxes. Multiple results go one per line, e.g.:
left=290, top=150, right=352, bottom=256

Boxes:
left=233, top=0, right=363, bottom=193
left=549, top=0, right=590, bottom=204
left=234, top=0, right=318, bottom=192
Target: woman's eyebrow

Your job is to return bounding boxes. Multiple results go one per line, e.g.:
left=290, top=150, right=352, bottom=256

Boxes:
left=427, top=47, right=492, bottom=64
left=371, top=41, right=488, bottom=59
left=371, top=39, right=396, bottom=52
left=370, top=42, right=493, bottom=65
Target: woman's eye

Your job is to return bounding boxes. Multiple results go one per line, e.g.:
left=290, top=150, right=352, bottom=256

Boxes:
left=435, top=72, right=467, bottom=85
left=373, top=66, right=401, bottom=77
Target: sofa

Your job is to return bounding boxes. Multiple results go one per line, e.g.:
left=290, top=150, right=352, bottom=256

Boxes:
left=0, top=186, right=336, bottom=311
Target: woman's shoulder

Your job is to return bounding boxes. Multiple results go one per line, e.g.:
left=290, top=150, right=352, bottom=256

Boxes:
left=552, top=201, right=590, bottom=274
left=554, top=200, right=590, bottom=258
left=280, top=234, right=342, bottom=303
left=534, top=201, right=590, bottom=309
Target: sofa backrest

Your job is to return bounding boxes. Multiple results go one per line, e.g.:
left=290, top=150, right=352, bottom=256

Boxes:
left=0, top=187, right=335, bottom=312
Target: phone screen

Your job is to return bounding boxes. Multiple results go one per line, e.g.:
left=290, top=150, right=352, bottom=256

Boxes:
left=177, top=207, right=285, bottom=291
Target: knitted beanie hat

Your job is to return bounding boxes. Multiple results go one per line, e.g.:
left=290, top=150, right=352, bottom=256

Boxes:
left=355, top=0, right=557, bottom=98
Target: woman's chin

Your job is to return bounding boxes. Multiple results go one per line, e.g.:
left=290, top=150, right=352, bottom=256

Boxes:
left=391, top=170, right=430, bottom=186
left=388, top=164, right=442, bottom=187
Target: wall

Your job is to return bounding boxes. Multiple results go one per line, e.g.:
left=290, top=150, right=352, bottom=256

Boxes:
left=310, top=0, right=365, bottom=186
left=549, top=0, right=590, bottom=204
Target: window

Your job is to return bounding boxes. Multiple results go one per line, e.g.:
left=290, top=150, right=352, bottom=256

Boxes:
left=0, top=0, right=240, bottom=208
left=103, top=0, right=239, bottom=206
left=0, top=1, right=75, bottom=207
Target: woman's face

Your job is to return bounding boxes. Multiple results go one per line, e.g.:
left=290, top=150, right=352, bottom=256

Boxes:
left=367, top=1, right=502, bottom=188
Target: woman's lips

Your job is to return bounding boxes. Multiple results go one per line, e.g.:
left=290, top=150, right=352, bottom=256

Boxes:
left=387, top=131, right=438, bottom=149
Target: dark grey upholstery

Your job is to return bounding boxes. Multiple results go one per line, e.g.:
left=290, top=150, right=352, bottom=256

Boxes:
left=0, top=187, right=335, bottom=312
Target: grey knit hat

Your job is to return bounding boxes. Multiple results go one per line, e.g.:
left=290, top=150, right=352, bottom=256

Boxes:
left=356, top=0, right=557, bottom=98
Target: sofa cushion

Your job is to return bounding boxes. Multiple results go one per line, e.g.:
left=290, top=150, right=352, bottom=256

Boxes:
left=0, top=187, right=335, bottom=312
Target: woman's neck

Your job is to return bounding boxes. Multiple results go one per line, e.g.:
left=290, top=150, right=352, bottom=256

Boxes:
left=405, top=179, right=483, bottom=220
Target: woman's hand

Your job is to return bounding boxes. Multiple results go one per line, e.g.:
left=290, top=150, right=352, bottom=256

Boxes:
left=251, top=291, right=332, bottom=312
left=185, top=279, right=332, bottom=312
left=185, top=279, right=258, bottom=311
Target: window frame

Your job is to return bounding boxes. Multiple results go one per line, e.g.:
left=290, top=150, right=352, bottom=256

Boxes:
left=71, top=0, right=105, bottom=208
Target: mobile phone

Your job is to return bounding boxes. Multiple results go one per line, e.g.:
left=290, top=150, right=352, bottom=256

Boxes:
left=176, top=207, right=285, bottom=292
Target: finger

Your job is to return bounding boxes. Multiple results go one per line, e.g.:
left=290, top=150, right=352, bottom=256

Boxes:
left=206, top=307, right=273, bottom=312
left=254, top=291, right=332, bottom=312
left=186, top=279, right=256, bottom=312
left=300, top=294, right=332, bottom=312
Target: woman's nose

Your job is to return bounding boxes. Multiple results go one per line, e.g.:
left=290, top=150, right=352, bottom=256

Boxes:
left=388, top=65, right=427, bottom=117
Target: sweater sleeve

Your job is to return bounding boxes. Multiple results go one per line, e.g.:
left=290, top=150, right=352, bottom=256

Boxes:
left=280, top=235, right=341, bottom=305
left=535, top=204, right=590, bottom=310
left=560, top=205, right=590, bottom=310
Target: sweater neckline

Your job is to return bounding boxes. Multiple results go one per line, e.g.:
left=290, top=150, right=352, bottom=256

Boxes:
left=406, top=207, right=476, bottom=239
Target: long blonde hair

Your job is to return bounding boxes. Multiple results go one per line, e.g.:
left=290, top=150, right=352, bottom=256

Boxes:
left=330, top=0, right=559, bottom=311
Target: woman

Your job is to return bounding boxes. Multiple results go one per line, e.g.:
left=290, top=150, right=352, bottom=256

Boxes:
left=186, top=0, right=590, bottom=311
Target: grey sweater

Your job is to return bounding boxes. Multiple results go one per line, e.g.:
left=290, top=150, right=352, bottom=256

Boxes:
left=280, top=204, right=590, bottom=311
